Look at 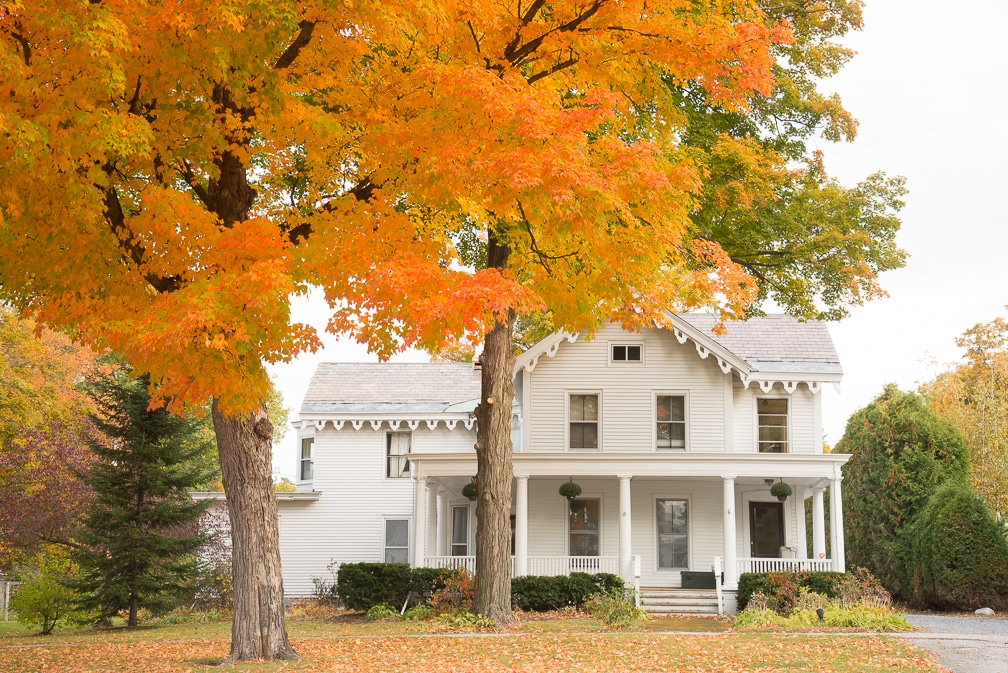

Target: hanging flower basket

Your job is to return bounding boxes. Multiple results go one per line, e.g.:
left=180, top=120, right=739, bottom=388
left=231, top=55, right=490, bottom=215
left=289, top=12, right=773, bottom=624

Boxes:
left=559, top=480, right=582, bottom=501
left=462, top=482, right=478, bottom=501
left=770, top=482, right=792, bottom=502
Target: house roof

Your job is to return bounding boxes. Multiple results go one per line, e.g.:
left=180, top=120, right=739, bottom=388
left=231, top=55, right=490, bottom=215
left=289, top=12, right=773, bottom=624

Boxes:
left=676, top=314, right=841, bottom=375
left=300, top=362, right=482, bottom=415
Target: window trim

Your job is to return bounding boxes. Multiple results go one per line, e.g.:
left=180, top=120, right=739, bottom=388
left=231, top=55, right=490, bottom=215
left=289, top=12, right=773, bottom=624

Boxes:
left=450, top=505, right=471, bottom=557
left=298, top=436, right=314, bottom=482
left=654, top=496, right=691, bottom=572
left=756, top=397, right=790, bottom=454
left=566, top=391, right=602, bottom=451
left=385, top=431, right=412, bottom=479
left=567, top=496, right=603, bottom=557
left=609, top=342, right=644, bottom=365
left=382, top=517, right=411, bottom=564
left=654, top=392, right=689, bottom=451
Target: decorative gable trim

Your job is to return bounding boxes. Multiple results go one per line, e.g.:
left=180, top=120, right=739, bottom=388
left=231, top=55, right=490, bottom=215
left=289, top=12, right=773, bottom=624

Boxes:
left=514, top=331, right=580, bottom=373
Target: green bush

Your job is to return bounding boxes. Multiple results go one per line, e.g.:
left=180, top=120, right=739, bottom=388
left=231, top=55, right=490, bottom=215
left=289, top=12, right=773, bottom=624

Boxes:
left=582, top=589, right=648, bottom=628
left=335, top=563, right=455, bottom=611
left=364, top=603, right=400, bottom=621
left=511, top=573, right=623, bottom=611
left=9, top=550, right=81, bottom=635
left=737, top=571, right=844, bottom=611
left=906, top=480, right=1008, bottom=610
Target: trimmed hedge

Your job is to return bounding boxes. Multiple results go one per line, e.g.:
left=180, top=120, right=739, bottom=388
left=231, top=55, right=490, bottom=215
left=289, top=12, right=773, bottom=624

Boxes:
left=336, top=563, right=454, bottom=611
left=511, top=572, right=624, bottom=611
left=737, top=571, right=844, bottom=611
left=336, top=563, right=624, bottom=612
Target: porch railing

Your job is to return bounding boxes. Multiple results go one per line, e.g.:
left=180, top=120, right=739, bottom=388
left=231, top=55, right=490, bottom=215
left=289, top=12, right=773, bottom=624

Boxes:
left=423, top=555, right=620, bottom=577
left=737, top=557, right=833, bottom=574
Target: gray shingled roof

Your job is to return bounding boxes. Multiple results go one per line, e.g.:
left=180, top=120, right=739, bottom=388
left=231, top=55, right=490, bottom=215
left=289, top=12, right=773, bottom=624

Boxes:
left=677, top=314, right=841, bottom=373
left=301, top=362, right=482, bottom=414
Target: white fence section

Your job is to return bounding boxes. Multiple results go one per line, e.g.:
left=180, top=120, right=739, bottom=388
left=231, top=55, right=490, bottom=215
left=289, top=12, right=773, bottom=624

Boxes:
left=737, top=557, right=833, bottom=574
left=423, top=555, right=621, bottom=577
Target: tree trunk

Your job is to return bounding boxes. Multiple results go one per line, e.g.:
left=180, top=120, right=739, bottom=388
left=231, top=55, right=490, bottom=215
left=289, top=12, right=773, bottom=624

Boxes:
left=212, top=399, right=298, bottom=662
left=471, top=234, right=517, bottom=626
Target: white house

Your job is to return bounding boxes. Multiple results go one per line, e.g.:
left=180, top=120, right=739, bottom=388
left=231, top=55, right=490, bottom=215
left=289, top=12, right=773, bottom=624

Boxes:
left=280, top=314, right=849, bottom=613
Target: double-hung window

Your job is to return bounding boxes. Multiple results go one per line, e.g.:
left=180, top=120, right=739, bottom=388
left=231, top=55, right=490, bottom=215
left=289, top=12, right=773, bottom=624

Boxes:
left=569, top=394, right=599, bottom=450
left=386, top=432, right=411, bottom=478
left=299, top=437, right=314, bottom=481
left=656, top=395, right=686, bottom=450
left=383, top=518, right=409, bottom=563
left=757, top=399, right=788, bottom=453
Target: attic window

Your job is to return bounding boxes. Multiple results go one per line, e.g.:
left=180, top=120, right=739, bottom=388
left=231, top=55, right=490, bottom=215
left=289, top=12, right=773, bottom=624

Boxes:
left=611, top=344, right=642, bottom=363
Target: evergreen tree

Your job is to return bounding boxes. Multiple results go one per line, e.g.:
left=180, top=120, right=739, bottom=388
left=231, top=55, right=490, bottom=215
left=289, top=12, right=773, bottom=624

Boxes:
left=72, top=361, right=216, bottom=626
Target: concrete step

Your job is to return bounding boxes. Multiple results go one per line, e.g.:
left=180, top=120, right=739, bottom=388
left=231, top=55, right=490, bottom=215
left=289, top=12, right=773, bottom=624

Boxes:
left=638, top=588, right=720, bottom=616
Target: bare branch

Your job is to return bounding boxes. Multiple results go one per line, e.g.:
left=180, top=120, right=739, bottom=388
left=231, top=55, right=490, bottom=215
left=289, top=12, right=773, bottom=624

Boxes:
left=274, top=20, right=316, bottom=70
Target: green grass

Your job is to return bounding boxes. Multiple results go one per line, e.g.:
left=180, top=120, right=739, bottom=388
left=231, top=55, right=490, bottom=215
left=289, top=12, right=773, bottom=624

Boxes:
left=0, top=615, right=943, bottom=672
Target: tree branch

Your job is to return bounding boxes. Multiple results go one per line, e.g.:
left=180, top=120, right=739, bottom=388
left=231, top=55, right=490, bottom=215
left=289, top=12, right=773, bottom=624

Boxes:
left=274, top=20, right=316, bottom=70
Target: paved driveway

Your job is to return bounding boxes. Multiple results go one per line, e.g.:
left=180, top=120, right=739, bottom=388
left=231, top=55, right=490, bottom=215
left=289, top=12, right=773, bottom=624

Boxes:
left=900, top=614, right=1008, bottom=673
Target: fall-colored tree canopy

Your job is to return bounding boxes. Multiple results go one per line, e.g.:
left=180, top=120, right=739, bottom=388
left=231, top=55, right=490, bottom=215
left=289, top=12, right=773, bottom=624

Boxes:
left=0, top=0, right=904, bottom=656
left=922, top=314, right=1008, bottom=518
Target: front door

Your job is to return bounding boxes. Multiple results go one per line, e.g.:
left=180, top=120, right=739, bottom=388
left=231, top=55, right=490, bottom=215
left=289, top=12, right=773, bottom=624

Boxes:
left=749, top=502, right=784, bottom=558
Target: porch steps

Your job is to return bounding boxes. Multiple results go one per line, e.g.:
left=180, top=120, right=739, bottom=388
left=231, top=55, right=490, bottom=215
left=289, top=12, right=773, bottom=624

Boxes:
left=638, top=588, right=720, bottom=616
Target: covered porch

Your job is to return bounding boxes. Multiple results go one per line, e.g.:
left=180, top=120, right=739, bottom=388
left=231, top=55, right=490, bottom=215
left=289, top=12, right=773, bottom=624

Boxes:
left=410, top=452, right=849, bottom=598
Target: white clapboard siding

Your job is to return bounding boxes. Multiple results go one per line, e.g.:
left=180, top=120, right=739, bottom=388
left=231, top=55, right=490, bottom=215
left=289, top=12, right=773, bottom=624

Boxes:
left=527, top=326, right=730, bottom=453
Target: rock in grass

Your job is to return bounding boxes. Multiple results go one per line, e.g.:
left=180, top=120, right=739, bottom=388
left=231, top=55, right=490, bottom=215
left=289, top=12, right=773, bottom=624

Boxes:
left=975, top=607, right=995, bottom=616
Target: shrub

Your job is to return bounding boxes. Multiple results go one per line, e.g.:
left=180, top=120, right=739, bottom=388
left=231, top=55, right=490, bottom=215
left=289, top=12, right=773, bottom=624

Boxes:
left=582, top=589, right=647, bottom=628
left=428, top=568, right=474, bottom=614
left=336, top=563, right=413, bottom=611
left=403, top=603, right=436, bottom=621
left=9, top=549, right=81, bottom=635
left=365, top=603, right=400, bottom=621
left=511, top=573, right=623, bottom=612
left=737, top=571, right=844, bottom=611
left=906, top=479, right=1008, bottom=610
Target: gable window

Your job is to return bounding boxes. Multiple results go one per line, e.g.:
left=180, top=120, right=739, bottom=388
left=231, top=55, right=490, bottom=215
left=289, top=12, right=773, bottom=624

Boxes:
left=611, top=344, right=642, bottom=363
left=758, top=399, right=788, bottom=453
left=299, top=437, right=314, bottom=481
left=656, top=395, right=686, bottom=450
left=569, top=498, right=601, bottom=556
left=386, top=432, right=411, bottom=478
left=656, top=498, right=689, bottom=569
left=383, top=518, right=410, bottom=563
left=569, top=394, right=599, bottom=450
left=451, top=506, right=469, bottom=556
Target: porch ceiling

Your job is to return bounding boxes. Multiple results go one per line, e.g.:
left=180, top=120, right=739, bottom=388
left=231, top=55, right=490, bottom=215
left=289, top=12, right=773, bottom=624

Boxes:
left=410, top=451, right=848, bottom=483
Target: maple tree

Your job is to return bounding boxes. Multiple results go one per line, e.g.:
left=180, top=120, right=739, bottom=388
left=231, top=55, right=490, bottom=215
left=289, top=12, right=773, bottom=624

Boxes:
left=0, top=0, right=904, bottom=647
left=922, top=315, right=1008, bottom=518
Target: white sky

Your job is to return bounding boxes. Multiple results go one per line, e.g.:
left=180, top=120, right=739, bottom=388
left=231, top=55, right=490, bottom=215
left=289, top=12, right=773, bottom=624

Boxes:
left=268, top=1, right=1008, bottom=476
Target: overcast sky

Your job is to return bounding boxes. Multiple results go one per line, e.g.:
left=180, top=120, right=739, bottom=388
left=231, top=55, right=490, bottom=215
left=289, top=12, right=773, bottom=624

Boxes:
left=267, top=1, right=1008, bottom=476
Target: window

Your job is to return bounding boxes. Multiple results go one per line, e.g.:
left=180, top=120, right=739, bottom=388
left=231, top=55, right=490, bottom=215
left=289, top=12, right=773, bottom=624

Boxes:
left=757, top=399, right=788, bottom=453
left=656, top=499, right=689, bottom=569
left=386, top=432, right=411, bottom=478
left=384, top=518, right=409, bottom=563
left=569, top=498, right=601, bottom=556
left=569, top=394, right=599, bottom=450
left=451, top=506, right=469, bottom=556
left=299, top=437, right=314, bottom=481
left=656, top=395, right=686, bottom=450
left=611, top=344, right=642, bottom=362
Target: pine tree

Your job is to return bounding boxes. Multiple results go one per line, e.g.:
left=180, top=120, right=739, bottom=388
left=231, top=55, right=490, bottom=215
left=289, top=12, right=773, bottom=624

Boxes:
left=72, top=361, right=216, bottom=627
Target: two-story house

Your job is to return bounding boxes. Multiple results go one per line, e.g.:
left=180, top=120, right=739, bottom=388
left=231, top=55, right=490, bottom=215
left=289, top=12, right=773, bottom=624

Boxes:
left=279, top=314, right=849, bottom=613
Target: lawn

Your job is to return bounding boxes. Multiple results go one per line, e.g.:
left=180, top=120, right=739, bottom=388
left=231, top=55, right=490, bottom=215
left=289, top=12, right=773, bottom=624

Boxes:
left=0, top=616, right=945, bottom=672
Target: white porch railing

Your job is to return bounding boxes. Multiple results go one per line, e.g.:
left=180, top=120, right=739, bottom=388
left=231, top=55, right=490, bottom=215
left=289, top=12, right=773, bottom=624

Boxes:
left=423, top=555, right=621, bottom=577
left=737, top=557, right=834, bottom=574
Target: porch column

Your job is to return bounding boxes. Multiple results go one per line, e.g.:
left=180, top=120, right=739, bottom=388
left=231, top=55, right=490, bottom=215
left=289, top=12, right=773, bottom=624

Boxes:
left=413, top=476, right=427, bottom=567
left=514, top=476, right=529, bottom=577
left=618, top=476, right=632, bottom=584
left=811, top=486, right=826, bottom=561
left=795, top=485, right=808, bottom=559
left=436, top=488, right=449, bottom=556
left=722, top=477, right=737, bottom=589
left=829, top=476, right=846, bottom=572
left=426, top=483, right=438, bottom=560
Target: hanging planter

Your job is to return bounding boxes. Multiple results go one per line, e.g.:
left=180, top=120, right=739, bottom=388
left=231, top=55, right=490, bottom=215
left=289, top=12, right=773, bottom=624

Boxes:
left=462, top=481, right=478, bottom=501
left=770, top=481, right=793, bottom=502
left=559, top=479, right=582, bottom=501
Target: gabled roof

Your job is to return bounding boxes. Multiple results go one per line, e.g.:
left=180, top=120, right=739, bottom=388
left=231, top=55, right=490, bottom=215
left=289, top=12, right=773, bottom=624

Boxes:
left=300, top=362, right=482, bottom=415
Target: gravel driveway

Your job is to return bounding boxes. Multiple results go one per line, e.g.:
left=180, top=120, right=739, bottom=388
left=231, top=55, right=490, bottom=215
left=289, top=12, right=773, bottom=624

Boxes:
left=900, top=614, right=1008, bottom=673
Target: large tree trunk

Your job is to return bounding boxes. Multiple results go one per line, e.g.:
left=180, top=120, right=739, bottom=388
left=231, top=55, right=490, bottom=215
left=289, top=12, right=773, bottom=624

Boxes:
left=212, top=399, right=298, bottom=662
left=471, top=234, right=517, bottom=626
